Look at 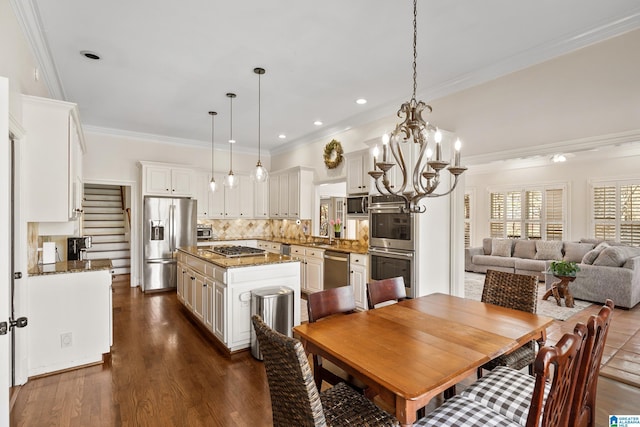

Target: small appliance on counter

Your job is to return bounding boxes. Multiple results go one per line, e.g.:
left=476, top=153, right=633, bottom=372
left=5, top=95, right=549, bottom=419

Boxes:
left=197, top=224, right=214, bottom=240
left=67, top=236, right=92, bottom=261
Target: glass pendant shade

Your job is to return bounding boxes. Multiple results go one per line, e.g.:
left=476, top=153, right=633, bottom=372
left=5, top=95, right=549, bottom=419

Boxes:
left=250, top=67, right=269, bottom=183
left=209, top=177, right=217, bottom=192
left=224, top=171, right=237, bottom=189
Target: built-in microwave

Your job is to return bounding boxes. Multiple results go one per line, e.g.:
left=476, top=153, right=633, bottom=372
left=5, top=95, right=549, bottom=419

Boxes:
left=346, top=196, right=368, bottom=216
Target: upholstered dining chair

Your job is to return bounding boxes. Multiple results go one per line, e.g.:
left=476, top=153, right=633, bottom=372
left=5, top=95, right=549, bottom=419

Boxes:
left=366, top=276, right=406, bottom=309
left=413, top=324, right=588, bottom=426
left=307, top=286, right=363, bottom=391
left=251, top=315, right=399, bottom=427
left=570, top=299, right=614, bottom=427
left=477, top=269, right=540, bottom=377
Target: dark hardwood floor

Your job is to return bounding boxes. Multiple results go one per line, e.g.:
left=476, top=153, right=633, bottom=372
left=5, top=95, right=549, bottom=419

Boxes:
left=10, top=281, right=640, bottom=426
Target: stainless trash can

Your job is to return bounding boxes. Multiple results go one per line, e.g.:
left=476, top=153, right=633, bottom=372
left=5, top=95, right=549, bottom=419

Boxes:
left=250, top=286, right=294, bottom=360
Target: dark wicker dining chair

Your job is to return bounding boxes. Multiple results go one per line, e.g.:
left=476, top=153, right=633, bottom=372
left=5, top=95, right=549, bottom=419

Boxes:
left=477, top=269, right=540, bottom=377
left=367, top=276, right=406, bottom=309
left=251, top=315, right=399, bottom=427
left=307, top=286, right=363, bottom=391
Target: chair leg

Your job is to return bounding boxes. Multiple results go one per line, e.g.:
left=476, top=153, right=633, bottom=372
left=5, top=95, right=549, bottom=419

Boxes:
left=444, top=385, right=456, bottom=399
left=528, top=363, right=534, bottom=376
left=477, top=367, right=483, bottom=378
left=312, top=356, right=323, bottom=390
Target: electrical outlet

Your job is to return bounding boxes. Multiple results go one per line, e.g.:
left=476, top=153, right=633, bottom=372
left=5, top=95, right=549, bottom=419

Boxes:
left=60, top=332, right=72, bottom=348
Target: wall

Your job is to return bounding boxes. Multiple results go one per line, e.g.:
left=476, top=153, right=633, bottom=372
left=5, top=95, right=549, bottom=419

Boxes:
left=466, top=146, right=640, bottom=247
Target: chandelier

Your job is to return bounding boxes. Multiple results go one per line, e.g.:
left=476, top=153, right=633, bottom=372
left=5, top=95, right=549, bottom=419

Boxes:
left=368, top=0, right=466, bottom=213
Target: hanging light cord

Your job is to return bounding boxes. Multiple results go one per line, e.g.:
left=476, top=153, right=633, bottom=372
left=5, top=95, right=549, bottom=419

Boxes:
left=210, top=112, right=215, bottom=173
left=258, top=72, right=262, bottom=162
left=411, top=0, right=418, bottom=103
left=229, top=95, right=234, bottom=172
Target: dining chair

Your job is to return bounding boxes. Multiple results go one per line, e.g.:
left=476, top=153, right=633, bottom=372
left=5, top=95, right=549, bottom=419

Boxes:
left=570, top=299, right=614, bottom=427
left=413, top=324, right=587, bottom=426
left=251, top=314, right=399, bottom=427
left=477, top=269, right=540, bottom=377
left=366, top=276, right=406, bottom=309
left=307, top=286, right=364, bottom=391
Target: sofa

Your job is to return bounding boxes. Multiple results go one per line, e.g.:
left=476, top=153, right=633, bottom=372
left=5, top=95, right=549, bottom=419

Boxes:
left=465, top=238, right=640, bottom=309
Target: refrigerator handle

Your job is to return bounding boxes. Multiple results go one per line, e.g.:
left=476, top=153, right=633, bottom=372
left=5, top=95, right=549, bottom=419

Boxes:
left=170, top=203, right=175, bottom=252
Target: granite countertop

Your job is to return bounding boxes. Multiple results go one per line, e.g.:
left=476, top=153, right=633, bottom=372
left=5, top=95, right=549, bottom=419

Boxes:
left=29, top=259, right=113, bottom=276
left=199, top=236, right=368, bottom=255
left=178, top=246, right=300, bottom=269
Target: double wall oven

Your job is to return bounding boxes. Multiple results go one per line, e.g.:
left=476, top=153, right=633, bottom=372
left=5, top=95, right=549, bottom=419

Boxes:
left=368, top=195, right=416, bottom=298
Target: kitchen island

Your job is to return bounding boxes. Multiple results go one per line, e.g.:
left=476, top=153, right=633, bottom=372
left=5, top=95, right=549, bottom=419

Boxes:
left=176, top=247, right=301, bottom=353
left=27, top=259, right=113, bottom=376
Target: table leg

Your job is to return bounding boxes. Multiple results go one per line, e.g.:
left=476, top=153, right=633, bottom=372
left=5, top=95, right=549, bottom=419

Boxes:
left=564, top=291, right=574, bottom=308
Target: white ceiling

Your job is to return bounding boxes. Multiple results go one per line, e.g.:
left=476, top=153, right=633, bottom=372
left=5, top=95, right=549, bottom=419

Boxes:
left=18, top=0, right=640, bottom=154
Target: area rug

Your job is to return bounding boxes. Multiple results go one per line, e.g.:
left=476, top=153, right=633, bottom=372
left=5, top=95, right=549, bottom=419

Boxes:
left=464, top=272, right=592, bottom=321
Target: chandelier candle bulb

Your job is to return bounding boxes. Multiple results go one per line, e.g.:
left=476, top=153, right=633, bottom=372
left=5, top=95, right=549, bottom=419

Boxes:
left=372, top=145, right=379, bottom=168
left=454, top=139, right=461, bottom=166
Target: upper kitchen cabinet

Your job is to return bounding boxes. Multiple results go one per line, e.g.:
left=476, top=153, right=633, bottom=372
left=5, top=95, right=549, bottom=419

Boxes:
left=193, top=171, right=253, bottom=219
left=346, top=150, right=373, bottom=195
left=141, top=161, right=194, bottom=197
left=269, top=167, right=314, bottom=219
left=22, top=95, right=86, bottom=222
left=253, top=179, right=269, bottom=218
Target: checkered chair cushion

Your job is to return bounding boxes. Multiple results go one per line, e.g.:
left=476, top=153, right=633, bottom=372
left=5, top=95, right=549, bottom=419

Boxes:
left=413, top=395, right=520, bottom=426
left=460, top=366, right=550, bottom=426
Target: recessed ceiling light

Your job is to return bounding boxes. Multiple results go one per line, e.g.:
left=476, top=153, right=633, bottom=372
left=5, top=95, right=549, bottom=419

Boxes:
left=229, top=139, right=236, bottom=144
left=356, top=98, right=367, bottom=105
left=314, top=120, right=323, bottom=126
left=80, top=50, right=101, bottom=60
left=278, top=134, right=287, bottom=139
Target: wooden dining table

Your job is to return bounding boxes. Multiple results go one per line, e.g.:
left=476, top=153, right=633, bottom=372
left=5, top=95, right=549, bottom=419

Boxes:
left=293, top=293, right=554, bottom=426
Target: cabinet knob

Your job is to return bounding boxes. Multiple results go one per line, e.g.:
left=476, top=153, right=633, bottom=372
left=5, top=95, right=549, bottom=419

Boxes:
left=350, top=270, right=354, bottom=273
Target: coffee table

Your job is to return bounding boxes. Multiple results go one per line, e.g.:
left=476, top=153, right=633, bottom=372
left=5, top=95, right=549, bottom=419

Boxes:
left=543, top=274, right=577, bottom=307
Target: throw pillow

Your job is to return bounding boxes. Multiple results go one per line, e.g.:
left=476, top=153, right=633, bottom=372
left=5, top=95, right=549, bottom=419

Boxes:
left=534, top=240, right=563, bottom=260
left=593, top=246, right=628, bottom=267
left=491, top=239, right=512, bottom=257
left=563, top=242, right=595, bottom=263
left=513, top=240, right=536, bottom=259
left=582, top=242, right=610, bottom=265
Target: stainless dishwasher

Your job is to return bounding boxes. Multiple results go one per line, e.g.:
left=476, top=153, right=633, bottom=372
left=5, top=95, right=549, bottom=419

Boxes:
left=323, top=251, right=350, bottom=289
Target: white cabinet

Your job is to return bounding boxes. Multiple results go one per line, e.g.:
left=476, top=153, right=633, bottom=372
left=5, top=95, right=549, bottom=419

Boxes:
left=177, top=262, right=186, bottom=303
left=141, top=162, right=194, bottom=196
left=194, top=171, right=253, bottom=219
left=269, top=168, right=314, bottom=219
left=254, top=180, right=269, bottom=218
left=204, top=277, right=215, bottom=331
left=349, top=253, right=368, bottom=310
left=193, top=272, right=206, bottom=322
left=213, top=280, right=226, bottom=342
left=346, top=151, right=372, bottom=195
left=22, top=95, right=86, bottom=222
left=292, top=245, right=324, bottom=293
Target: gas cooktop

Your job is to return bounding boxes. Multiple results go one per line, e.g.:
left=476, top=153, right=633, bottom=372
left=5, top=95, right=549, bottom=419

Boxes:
left=207, top=245, right=266, bottom=258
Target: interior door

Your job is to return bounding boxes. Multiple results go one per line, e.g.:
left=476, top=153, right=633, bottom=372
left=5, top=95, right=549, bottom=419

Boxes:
left=1, top=76, right=11, bottom=427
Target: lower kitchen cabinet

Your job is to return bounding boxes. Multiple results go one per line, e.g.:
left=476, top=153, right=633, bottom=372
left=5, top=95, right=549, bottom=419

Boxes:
left=291, top=245, right=324, bottom=293
left=27, top=270, right=112, bottom=377
left=350, top=253, right=368, bottom=310
left=176, top=250, right=301, bottom=352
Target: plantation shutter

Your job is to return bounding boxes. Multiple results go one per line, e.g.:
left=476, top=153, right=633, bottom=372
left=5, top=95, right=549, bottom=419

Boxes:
left=593, top=185, right=617, bottom=241
left=620, top=184, right=640, bottom=245
left=464, top=193, right=471, bottom=247
left=545, top=188, right=564, bottom=240
left=489, top=193, right=504, bottom=238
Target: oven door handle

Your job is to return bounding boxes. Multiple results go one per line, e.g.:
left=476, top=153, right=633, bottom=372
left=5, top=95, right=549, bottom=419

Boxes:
left=369, top=248, right=414, bottom=258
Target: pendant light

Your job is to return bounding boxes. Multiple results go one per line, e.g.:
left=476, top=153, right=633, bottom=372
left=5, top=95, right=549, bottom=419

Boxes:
left=224, top=93, right=238, bottom=189
left=251, top=67, right=268, bottom=182
left=208, top=111, right=217, bottom=192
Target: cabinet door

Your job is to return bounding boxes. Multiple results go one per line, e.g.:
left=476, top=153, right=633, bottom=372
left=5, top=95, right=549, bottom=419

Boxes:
left=238, top=175, right=254, bottom=218
left=254, top=180, right=269, bottom=218
left=351, top=263, right=367, bottom=310
left=204, top=279, right=214, bottom=331
left=145, top=166, right=172, bottom=195
left=305, top=257, right=324, bottom=293
left=278, top=174, right=289, bottom=217
left=269, top=175, right=280, bottom=217
left=214, top=282, right=227, bottom=342
left=224, top=183, right=240, bottom=218
left=210, top=173, right=226, bottom=218
left=177, top=263, right=186, bottom=303
left=193, top=171, right=211, bottom=218
left=193, top=273, right=205, bottom=322
left=171, top=168, right=193, bottom=196
left=288, top=171, right=300, bottom=218
left=184, top=268, right=195, bottom=310
left=347, top=155, right=364, bottom=194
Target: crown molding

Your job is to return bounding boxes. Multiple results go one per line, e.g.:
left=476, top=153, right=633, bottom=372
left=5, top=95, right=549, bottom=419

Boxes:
left=10, top=0, right=65, bottom=100
left=83, top=125, right=261, bottom=156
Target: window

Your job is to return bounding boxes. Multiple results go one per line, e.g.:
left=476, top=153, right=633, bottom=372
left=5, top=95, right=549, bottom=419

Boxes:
left=489, top=185, right=566, bottom=240
left=592, top=181, right=640, bottom=245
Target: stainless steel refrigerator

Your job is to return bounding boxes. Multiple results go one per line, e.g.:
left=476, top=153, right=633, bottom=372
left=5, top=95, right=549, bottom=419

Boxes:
left=143, top=196, right=196, bottom=292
